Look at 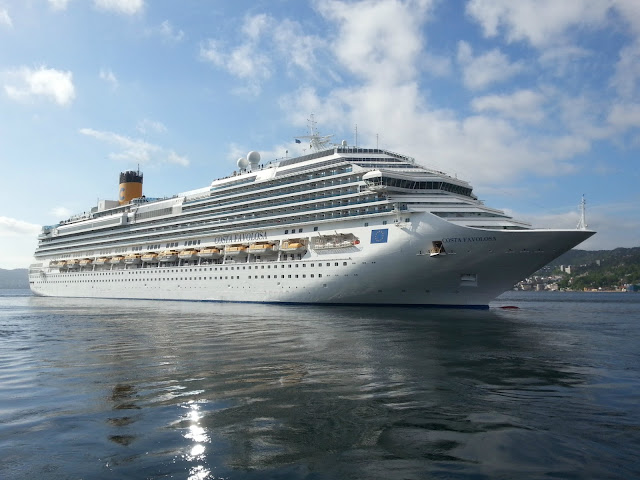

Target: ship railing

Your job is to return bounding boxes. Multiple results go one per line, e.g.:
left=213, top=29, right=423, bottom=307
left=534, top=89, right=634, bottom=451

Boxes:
left=203, top=174, right=356, bottom=208
left=201, top=164, right=353, bottom=202
left=34, top=204, right=397, bottom=260
left=181, top=187, right=369, bottom=219
left=35, top=201, right=393, bottom=258
left=34, top=201, right=396, bottom=257
left=198, top=197, right=385, bottom=225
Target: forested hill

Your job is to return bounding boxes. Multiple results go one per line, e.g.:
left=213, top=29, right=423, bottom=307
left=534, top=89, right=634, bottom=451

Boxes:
left=536, top=247, right=640, bottom=290
left=0, top=269, right=29, bottom=289
left=544, top=247, right=640, bottom=270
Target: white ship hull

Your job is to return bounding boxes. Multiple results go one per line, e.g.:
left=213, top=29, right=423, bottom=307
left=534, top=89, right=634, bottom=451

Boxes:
left=29, top=213, right=593, bottom=307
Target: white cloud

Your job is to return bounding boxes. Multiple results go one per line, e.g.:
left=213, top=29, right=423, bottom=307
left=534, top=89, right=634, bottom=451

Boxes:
left=471, top=90, right=546, bottom=124
left=200, top=37, right=271, bottom=96
left=200, top=13, right=326, bottom=96
left=79, top=127, right=160, bottom=163
left=200, top=37, right=270, bottom=79
left=146, top=20, right=184, bottom=42
left=557, top=95, right=612, bottom=142
left=610, top=39, right=640, bottom=99
left=465, top=0, right=611, bottom=47
left=457, top=41, right=524, bottom=90
left=158, top=20, right=184, bottom=42
left=519, top=201, right=640, bottom=250
left=99, top=68, right=118, bottom=89
left=272, top=19, right=325, bottom=74
left=422, top=52, right=452, bottom=77
left=538, top=45, right=592, bottom=76
left=79, top=127, right=189, bottom=166
left=136, top=118, right=167, bottom=135
left=167, top=151, right=188, bottom=167
left=50, top=0, right=145, bottom=14
left=94, top=0, right=144, bottom=15
left=0, top=8, right=12, bottom=27
left=3, top=66, right=75, bottom=106
left=281, top=78, right=588, bottom=186
left=607, top=102, right=640, bottom=130
left=242, top=13, right=270, bottom=41
left=278, top=1, right=591, bottom=186
left=613, top=0, right=640, bottom=34
left=317, top=0, right=432, bottom=85
left=0, top=217, right=41, bottom=237
left=0, top=218, right=40, bottom=269
left=48, top=0, right=71, bottom=10
left=51, top=207, right=72, bottom=219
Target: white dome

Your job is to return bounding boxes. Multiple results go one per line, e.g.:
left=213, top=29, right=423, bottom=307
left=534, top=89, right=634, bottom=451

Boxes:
left=247, top=150, right=261, bottom=167
left=237, top=157, right=249, bottom=170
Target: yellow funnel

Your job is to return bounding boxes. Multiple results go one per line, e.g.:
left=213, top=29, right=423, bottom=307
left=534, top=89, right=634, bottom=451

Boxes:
left=118, top=170, right=143, bottom=205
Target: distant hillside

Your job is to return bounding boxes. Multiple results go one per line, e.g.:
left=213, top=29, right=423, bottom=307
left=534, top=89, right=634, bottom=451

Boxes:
left=544, top=247, right=640, bottom=269
left=0, top=268, right=29, bottom=289
left=534, top=247, right=640, bottom=290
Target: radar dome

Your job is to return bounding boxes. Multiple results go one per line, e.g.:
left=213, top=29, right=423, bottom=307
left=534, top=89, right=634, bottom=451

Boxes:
left=341, top=140, right=347, bottom=146
left=247, top=151, right=261, bottom=168
left=237, top=157, right=249, bottom=170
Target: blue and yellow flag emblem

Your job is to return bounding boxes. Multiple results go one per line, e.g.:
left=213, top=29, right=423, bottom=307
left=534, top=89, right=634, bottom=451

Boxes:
left=370, top=228, right=388, bottom=244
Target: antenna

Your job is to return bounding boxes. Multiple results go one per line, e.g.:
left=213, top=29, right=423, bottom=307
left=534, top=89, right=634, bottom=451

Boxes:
left=577, top=195, right=588, bottom=230
left=295, top=114, right=333, bottom=152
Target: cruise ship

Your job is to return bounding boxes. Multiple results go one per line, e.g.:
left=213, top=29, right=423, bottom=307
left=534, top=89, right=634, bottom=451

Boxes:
left=28, top=132, right=595, bottom=307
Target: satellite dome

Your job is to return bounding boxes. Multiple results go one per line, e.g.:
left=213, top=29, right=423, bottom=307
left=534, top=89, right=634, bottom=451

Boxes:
left=237, top=157, right=249, bottom=170
left=247, top=152, right=260, bottom=165
left=247, top=151, right=261, bottom=168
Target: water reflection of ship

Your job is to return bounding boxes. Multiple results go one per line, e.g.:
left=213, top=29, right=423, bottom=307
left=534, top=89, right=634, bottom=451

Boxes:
left=107, top=383, right=140, bottom=446
left=194, top=306, right=588, bottom=471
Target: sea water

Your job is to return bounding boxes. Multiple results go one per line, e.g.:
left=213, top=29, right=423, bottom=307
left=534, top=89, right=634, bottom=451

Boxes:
left=1, top=289, right=639, bottom=479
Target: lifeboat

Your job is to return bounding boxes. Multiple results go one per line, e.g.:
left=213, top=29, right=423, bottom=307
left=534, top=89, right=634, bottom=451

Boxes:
left=178, top=248, right=199, bottom=261
left=79, top=258, right=93, bottom=267
left=94, top=257, right=110, bottom=265
left=67, top=259, right=80, bottom=269
left=110, top=255, right=125, bottom=265
left=141, top=252, right=159, bottom=263
left=280, top=240, right=307, bottom=254
left=225, top=245, right=248, bottom=256
left=312, top=234, right=358, bottom=250
left=124, top=253, right=142, bottom=265
left=158, top=250, right=179, bottom=262
left=198, top=247, right=221, bottom=259
left=248, top=243, right=275, bottom=254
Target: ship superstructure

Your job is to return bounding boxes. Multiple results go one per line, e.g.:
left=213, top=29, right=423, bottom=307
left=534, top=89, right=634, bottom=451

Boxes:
left=29, top=139, right=594, bottom=307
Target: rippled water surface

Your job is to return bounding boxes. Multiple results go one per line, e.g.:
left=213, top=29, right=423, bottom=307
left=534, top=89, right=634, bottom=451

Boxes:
left=1, top=290, right=639, bottom=479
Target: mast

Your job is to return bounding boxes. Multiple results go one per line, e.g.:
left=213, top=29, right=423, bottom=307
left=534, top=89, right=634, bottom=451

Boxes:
left=577, top=195, right=588, bottom=230
left=295, top=114, right=333, bottom=152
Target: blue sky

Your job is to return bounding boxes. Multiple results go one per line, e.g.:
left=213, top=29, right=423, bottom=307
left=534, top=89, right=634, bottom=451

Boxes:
left=1, top=0, right=639, bottom=269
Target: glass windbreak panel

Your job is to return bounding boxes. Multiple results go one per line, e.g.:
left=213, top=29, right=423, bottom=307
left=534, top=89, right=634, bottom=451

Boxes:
left=379, top=176, right=472, bottom=197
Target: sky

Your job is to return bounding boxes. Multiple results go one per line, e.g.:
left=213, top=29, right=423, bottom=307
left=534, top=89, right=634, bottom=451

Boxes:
left=1, top=0, right=639, bottom=269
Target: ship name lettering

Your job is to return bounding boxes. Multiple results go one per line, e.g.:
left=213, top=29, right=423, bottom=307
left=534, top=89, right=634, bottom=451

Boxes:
left=212, top=231, right=267, bottom=244
left=442, top=236, right=497, bottom=243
